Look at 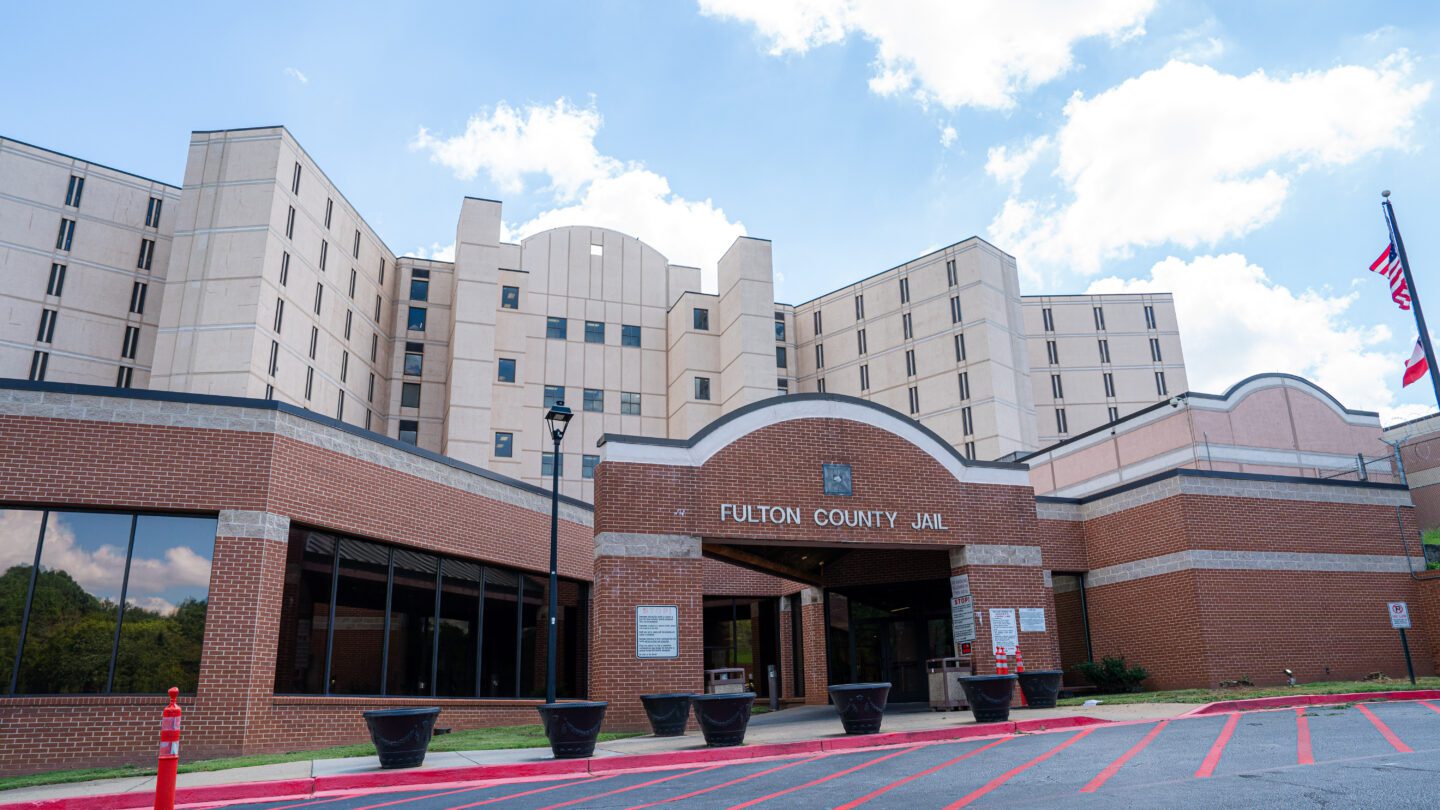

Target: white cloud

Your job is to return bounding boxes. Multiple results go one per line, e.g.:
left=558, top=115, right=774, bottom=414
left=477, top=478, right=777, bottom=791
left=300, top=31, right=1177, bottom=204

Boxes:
left=990, top=55, right=1431, bottom=275
left=984, top=136, right=1051, bottom=190
left=1087, top=253, right=1418, bottom=421
left=284, top=67, right=309, bottom=84
left=410, top=242, right=456, bottom=262
left=699, top=0, right=1155, bottom=110
left=939, top=125, right=958, bottom=149
left=1170, top=34, right=1225, bottom=62
left=413, top=99, right=745, bottom=290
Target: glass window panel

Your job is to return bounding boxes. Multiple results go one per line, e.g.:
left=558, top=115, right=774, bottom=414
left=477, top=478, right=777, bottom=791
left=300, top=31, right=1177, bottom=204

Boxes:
left=556, top=580, right=586, bottom=698
left=519, top=574, right=546, bottom=698
left=436, top=560, right=481, bottom=697
left=386, top=549, right=438, bottom=695
left=274, top=531, right=336, bottom=694
left=0, top=509, right=45, bottom=692
left=327, top=539, right=389, bottom=695
left=480, top=567, right=518, bottom=697
left=15, top=512, right=131, bottom=694
left=111, top=515, right=215, bottom=694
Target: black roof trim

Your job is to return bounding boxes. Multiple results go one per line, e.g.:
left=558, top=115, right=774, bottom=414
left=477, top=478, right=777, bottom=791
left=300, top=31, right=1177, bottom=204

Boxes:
left=464, top=195, right=504, bottom=204
left=790, top=236, right=1014, bottom=307
left=191, top=125, right=288, bottom=135
left=1382, top=410, right=1440, bottom=432
left=1034, top=466, right=1407, bottom=508
left=598, top=392, right=1026, bottom=472
left=1019, top=373, right=1378, bottom=461
left=2, top=135, right=181, bottom=190
left=0, top=378, right=592, bottom=511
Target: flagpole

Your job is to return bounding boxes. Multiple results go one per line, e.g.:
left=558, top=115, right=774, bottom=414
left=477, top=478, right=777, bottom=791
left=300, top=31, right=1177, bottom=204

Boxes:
left=1383, top=190, right=1440, bottom=410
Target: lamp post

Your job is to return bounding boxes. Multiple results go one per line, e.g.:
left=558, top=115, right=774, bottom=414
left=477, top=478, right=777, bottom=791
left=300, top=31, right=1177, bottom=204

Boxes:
left=543, top=401, right=572, bottom=705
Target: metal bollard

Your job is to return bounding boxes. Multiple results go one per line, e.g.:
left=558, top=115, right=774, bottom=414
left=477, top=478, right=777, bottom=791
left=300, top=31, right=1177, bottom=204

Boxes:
left=155, top=687, right=181, bottom=810
left=767, top=665, right=779, bottom=712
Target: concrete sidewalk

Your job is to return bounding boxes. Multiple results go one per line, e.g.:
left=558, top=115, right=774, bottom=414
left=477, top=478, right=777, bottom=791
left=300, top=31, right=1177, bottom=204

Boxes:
left=0, top=701, right=1192, bottom=807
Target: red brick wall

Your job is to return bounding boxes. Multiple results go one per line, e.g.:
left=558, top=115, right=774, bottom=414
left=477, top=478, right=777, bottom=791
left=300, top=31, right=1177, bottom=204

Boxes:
left=800, top=600, right=828, bottom=705
left=1052, top=586, right=1089, bottom=685
left=951, top=565, right=1058, bottom=678
left=1086, top=571, right=1208, bottom=690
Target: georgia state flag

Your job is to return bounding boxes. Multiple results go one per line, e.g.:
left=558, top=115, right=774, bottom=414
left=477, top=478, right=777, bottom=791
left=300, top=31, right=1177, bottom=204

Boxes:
left=1404, top=339, right=1428, bottom=388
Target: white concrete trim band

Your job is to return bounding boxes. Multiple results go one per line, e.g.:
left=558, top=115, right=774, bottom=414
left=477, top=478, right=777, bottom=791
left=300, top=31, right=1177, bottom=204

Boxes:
left=594, top=532, right=701, bottom=559
left=1087, top=549, right=1427, bottom=589
left=217, top=510, right=291, bottom=542
left=601, top=398, right=1029, bottom=487
left=1077, top=475, right=1411, bottom=521
left=949, top=545, right=1044, bottom=568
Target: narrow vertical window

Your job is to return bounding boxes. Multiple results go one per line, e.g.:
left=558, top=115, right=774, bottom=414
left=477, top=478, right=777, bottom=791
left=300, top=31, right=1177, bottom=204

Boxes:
left=280, top=251, right=290, bottom=286
left=55, top=218, right=76, bottom=251
left=908, top=386, right=919, bottom=414
left=340, top=351, right=349, bottom=383
left=776, top=347, right=787, bottom=368
left=273, top=298, right=285, bottom=333
left=353, top=229, right=361, bottom=259
left=1046, top=340, right=1058, bottom=365
left=115, top=366, right=133, bottom=388
left=1150, top=337, right=1163, bottom=362
left=816, top=378, right=826, bottom=393
left=855, top=295, right=865, bottom=320
left=370, top=333, right=378, bottom=362
left=367, top=372, right=375, bottom=403
left=324, top=198, right=333, bottom=229
left=268, top=340, right=279, bottom=375
left=145, top=196, right=163, bottom=228
left=899, top=277, right=910, bottom=304
left=1098, top=339, right=1111, bottom=363
left=379, top=257, right=386, bottom=285
left=1056, top=408, right=1069, bottom=434
left=694, top=376, right=711, bottom=401
left=1051, top=373, right=1064, bottom=399
left=36, top=309, right=57, bottom=343
left=314, top=282, right=323, bottom=315
left=305, top=367, right=314, bottom=400
left=1093, top=306, right=1106, bottom=331
left=136, top=238, right=155, bottom=271
left=121, top=326, right=140, bottom=359
left=964, top=441, right=976, bottom=459
left=319, top=240, right=328, bottom=272
left=902, top=313, right=913, bottom=340
left=1104, top=372, right=1115, bottom=398
left=859, top=364, right=870, bottom=391
left=291, top=161, right=302, bottom=194
left=1156, top=371, right=1168, bottom=396
left=266, top=384, right=274, bottom=400
left=1042, top=307, right=1054, bottom=332
left=857, top=328, right=867, bottom=355
left=954, top=333, right=967, bottom=362
left=46, top=263, right=66, bottom=296
left=344, top=310, right=353, bottom=339
left=1108, top=406, right=1119, bottom=422
left=813, top=309, right=822, bottom=335
left=950, top=295, right=962, bottom=324
left=309, top=325, right=318, bottom=359
left=946, top=258, right=957, bottom=287
left=815, top=343, right=825, bottom=369
left=349, top=269, right=357, bottom=298
left=962, top=406, right=974, bottom=436
left=958, top=371, right=970, bottom=400
left=28, top=351, right=48, bottom=381
left=285, top=206, right=296, bottom=239
left=1144, top=305, right=1157, bottom=330
left=65, top=175, right=85, bottom=207
left=905, top=349, right=916, bottom=377
left=337, top=390, right=345, bottom=421
left=130, top=281, right=147, bottom=314
left=374, top=294, right=382, bottom=321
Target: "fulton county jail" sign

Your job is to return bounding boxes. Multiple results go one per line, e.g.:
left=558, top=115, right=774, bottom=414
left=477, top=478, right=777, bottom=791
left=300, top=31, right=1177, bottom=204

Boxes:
left=719, top=503, right=949, bottom=531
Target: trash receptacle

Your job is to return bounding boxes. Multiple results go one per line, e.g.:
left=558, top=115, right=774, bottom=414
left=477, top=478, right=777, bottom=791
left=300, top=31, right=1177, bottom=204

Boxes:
left=705, top=668, right=746, bottom=694
left=927, top=657, right=971, bottom=710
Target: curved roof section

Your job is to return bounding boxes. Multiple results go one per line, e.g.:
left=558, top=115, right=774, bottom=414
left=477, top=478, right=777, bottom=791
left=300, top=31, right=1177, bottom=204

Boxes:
left=599, top=393, right=1029, bottom=487
left=518, top=224, right=681, bottom=266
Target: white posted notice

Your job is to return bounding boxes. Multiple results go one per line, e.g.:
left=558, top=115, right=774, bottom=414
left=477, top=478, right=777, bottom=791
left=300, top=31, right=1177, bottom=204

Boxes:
left=989, top=608, right=1019, bottom=655
left=636, top=605, right=679, bottom=659
left=1018, top=608, right=1046, bottom=633
left=1389, top=602, right=1412, bottom=630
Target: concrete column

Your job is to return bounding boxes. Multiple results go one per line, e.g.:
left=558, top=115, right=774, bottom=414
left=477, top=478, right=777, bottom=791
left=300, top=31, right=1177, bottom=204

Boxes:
left=949, top=546, right=1059, bottom=678
left=716, top=237, right=776, bottom=414
left=799, top=587, right=829, bottom=705
left=192, top=510, right=291, bottom=758
left=589, top=533, right=705, bottom=731
left=442, top=197, right=502, bottom=463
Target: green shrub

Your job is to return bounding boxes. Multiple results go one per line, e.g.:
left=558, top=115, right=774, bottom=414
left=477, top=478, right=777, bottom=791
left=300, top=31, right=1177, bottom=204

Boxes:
left=1075, top=656, right=1150, bottom=693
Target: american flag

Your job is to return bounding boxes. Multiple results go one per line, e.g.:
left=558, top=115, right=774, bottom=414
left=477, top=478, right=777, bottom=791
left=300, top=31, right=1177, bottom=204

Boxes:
left=1370, top=241, right=1411, bottom=311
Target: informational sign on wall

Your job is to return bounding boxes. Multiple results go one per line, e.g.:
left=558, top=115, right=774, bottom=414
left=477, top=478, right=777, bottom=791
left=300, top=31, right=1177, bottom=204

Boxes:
left=636, top=605, right=679, bottom=659
left=1389, top=601, right=1412, bottom=630
left=1018, top=608, right=1047, bottom=633
left=989, top=608, right=1019, bottom=655
left=950, top=575, right=976, bottom=644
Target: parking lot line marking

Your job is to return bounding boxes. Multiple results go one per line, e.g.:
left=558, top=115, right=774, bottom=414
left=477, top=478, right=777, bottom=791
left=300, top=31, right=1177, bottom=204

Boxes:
left=343, top=782, right=518, bottom=810
left=241, top=794, right=363, bottom=810
left=1080, top=720, right=1170, bottom=793
left=724, top=744, right=923, bottom=809
left=942, top=727, right=1097, bottom=809
left=1421, top=700, right=1440, bottom=715
left=533, top=766, right=721, bottom=810
left=1295, top=707, right=1314, bottom=766
left=1194, top=713, right=1239, bottom=778
left=446, top=774, right=619, bottom=809
left=622, top=754, right=826, bottom=809
left=1356, top=704, right=1414, bottom=753
left=831, top=735, right=1013, bottom=809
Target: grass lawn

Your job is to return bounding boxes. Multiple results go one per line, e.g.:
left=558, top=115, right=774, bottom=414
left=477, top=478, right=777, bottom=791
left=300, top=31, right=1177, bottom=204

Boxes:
left=0, top=725, right=641, bottom=793
left=1056, top=675, right=1440, bottom=707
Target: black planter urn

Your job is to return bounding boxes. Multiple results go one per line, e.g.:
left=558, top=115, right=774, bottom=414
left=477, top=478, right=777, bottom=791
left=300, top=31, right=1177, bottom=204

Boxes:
left=828, top=682, right=892, bottom=735
left=691, top=692, right=756, bottom=747
left=362, top=707, right=441, bottom=769
left=960, top=675, right=1017, bottom=723
left=1017, top=671, right=1065, bottom=709
left=537, top=701, right=609, bottom=759
left=640, top=693, right=694, bottom=737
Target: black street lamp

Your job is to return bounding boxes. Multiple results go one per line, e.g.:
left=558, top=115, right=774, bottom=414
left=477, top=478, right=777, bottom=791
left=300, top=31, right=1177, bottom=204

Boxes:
left=543, top=401, right=572, bottom=705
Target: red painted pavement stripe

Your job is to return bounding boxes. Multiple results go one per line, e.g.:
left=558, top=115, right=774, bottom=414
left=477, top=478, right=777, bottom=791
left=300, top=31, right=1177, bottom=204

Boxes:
left=238, top=795, right=363, bottom=810
left=1081, top=720, right=1169, bottom=793
left=1421, top=700, right=1440, bottom=715
left=832, top=735, right=1014, bottom=809
left=338, top=782, right=508, bottom=810
left=1356, top=704, right=1414, bottom=753
left=1194, top=712, right=1239, bottom=778
left=724, top=745, right=922, bottom=809
left=446, top=774, right=618, bottom=809
left=535, top=766, right=721, bottom=810
left=943, top=728, right=1096, bottom=809
left=1295, top=707, right=1314, bottom=766
left=622, top=754, right=827, bottom=809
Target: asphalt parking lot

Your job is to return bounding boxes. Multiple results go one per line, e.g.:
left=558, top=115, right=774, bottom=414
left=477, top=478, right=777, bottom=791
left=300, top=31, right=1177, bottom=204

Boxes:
left=219, top=699, right=1440, bottom=809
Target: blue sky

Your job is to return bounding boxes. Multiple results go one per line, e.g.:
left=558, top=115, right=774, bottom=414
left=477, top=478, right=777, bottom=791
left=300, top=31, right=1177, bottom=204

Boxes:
left=3, top=1, right=1438, bottom=421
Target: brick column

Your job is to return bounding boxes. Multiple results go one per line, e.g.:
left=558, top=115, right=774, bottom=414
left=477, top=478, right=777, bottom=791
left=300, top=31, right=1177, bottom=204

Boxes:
left=799, top=587, right=829, bottom=705
left=589, top=533, right=704, bottom=731
left=191, top=510, right=291, bottom=758
left=949, top=546, right=1059, bottom=678
left=778, top=595, right=795, bottom=700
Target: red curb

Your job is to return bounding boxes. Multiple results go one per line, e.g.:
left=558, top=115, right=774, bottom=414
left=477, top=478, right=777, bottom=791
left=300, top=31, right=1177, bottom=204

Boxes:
left=1181, top=689, right=1440, bottom=717
left=0, top=714, right=1112, bottom=810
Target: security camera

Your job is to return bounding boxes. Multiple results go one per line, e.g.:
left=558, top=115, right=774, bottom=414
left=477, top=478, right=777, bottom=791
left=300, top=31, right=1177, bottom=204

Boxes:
left=1168, top=396, right=1182, bottom=409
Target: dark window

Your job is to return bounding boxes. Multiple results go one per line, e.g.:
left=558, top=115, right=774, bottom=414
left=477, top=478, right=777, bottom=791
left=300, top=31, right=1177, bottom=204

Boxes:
left=408, top=306, right=427, bottom=331
left=1056, top=408, right=1069, bottom=434
left=585, top=321, right=604, bottom=344
left=950, top=295, right=962, bottom=324
left=815, top=343, right=825, bottom=369
left=268, top=341, right=279, bottom=376
left=435, top=558, right=481, bottom=697
left=1051, top=374, right=1064, bottom=399
left=340, top=351, right=349, bottom=383
left=121, top=326, right=140, bottom=359
left=349, top=269, right=357, bottom=298
left=964, top=441, right=976, bottom=459
left=137, top=239, right=155, bottom=271
left=386, top=549, right=439, bottom=695
left=1047, top=340, right=1059, bottom=365
left=353, top=229, right=361, bottom=259
left=319, top=240, right=328, bottom=272
left=405, top=344, right=424, bottom=376
left=776, top=347, right=787, bottom=369
left=273, top=298, right=285, bottom=333
left=368, top=373, right=375, bottom=403
left=379, top=258, right=386, bottom=285
left=778, top=377, right=790, bottom=394
left=857, top=329, right=868, bottom=355
left=859, top=365, right=869, bottom=391
left=775, top=315, right=786, bottom=341
left=906, top=349, right=916, bottom=377
left=501, top=286, right=520, bottom=309
left=899, top=277, right=910, bottom=304
left=583, top=388, right=603, bottom=412
left=1042, top=307, right=1054, bottom=331
left=314, top=282, right=324, bottom=315
left=544, top=385, right=565, bottom=408
left=285, top=206, right=295, bottom=239
left=305, top=367, right=314, bottom=400
left=495, top=432, right=513, bottom=457
left=309, top=326, right=318, bottom=359
left=36, top=309, right=56, bottom=343
left=497, top=358, right=516, bottom=382
left=813, top=309, right=822, bottom=335
left=371, top=333, right=379, bottom=362
left=958, top=371, right=970, bottom=400
left=374, top=295, right=382, bottom=321
left=145, top=197, right=163, bottom=228
left=1145, top=305, right=1157, bottom=330
left=582, top=455, right=600, bottom=480
left=280, top=252, right=290, bottom=286
left=344, top=310, right=353, bottom=340
left=694, top=377, right=711, bottom=401
left=291, top=161, right=302, bottom=194
left=908, top=386, right=919, bottom=414
left=962, top=406, right=974, bottom=436
left=902, top=313, right=913, bottom=340
left=399, top=420, right=419, bottom=445
left=816, top=378, right=826, bottom=393
left=1108, top=406, right=1120, bottom=422
left=325, top=538, right=388, bottom=695
left=855, top=295, right=865, bottom=320
left=1103, top=372, right=1115, bottom=398
left=46, top=263, right=66, bottom=297
left=28, top=350, right=48, bottom=381
left=541, top=452, right=563, bottom=478
left=130, top=282, right=148, bottom=314
left=4, top=510, right=216, bottom=695
left=324, top=198, right=333, bottom=229
left=621, top=324, right=640, bottom=347
left=1098, top=339, right=1110, bottom=364
left=409, top=278, right=429, bottom=302
left=1093, top=306, right=1106, bottom=331
left=1156, top=371, right=1168, bottom=396
left=64, top=175, right=84, bottom=207
left=55, top=218, right=75, bottom=251
left=401, top=382, right=421, bottom=408
left=693, top=308, right=709, bottom=331
left=1150, top=338, right=1163, bottom=362
left=115, top=366, right=133, bottom=388
left=620, top=392, right=640, bottom=415
left=546, top=317, right=567, bottom=340
left=946, top=258, right=957, bottom=287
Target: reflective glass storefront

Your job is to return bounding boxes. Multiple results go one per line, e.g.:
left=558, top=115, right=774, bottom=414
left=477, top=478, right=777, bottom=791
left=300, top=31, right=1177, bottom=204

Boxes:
left=273, top=527, right=587, bottom=698
left=0, top=508, right=217, bottom=695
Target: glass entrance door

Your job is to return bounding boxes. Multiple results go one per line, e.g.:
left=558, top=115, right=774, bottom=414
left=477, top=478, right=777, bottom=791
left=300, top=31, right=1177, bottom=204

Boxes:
left=830, top=579, right=952, bottom=703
